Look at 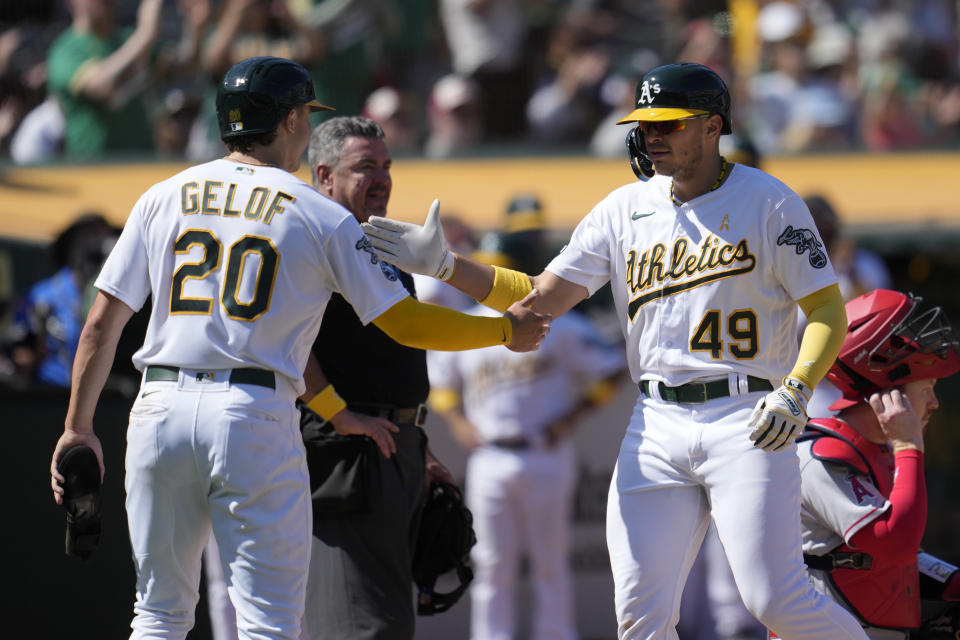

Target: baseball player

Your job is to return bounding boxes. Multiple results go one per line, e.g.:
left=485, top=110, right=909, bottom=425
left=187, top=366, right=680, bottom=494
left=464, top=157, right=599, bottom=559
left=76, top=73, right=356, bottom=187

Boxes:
left=48, top=56, right=549, bottom=640
left=362, top=62, right=870, bottom=639
left=795, top=289, right=960, bottom=639
left=430, top=232, right=626, bottom=640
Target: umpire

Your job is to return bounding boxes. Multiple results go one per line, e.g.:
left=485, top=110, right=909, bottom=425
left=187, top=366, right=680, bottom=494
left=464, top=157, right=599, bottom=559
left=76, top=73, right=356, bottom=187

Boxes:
left=299, top=116, right=455, bottom=640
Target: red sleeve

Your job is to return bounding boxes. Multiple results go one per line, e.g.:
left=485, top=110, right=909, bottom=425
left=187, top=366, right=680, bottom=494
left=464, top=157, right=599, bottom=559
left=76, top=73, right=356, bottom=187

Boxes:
left=848, top=450, right=926, bottom=559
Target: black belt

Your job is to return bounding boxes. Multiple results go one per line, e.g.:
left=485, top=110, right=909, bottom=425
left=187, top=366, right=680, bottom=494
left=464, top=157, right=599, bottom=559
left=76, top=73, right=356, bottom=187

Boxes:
left=145, top=365, right=275, bottom=390
left=489, top=436, right=532, bottom=450
left=349, top=402, right=428, bottom=427
left=640, top=375, right=772, bottom=404
left=804, top=551, right=873, bottom=571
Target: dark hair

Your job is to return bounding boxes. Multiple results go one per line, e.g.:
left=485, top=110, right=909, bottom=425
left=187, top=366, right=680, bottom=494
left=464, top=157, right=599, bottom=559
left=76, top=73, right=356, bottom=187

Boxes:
left=223, top=126, right=282, bottom=153
left=803, top=194, right=839, bottom=250
left=52, top=213, right=112, bottom=270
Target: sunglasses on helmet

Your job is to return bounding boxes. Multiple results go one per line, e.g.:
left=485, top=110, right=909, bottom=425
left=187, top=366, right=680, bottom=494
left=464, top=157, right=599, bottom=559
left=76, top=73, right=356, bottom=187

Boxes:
left=637, top=114, right=710, bottom=137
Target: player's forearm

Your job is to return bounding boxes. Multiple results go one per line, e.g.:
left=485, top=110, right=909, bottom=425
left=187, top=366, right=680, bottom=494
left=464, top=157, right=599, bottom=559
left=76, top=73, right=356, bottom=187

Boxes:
left=791, top=283, right=847, bottom=387
left=448, top=254, right=498, bottom=302
left=65, top=293, right=133, bottom=431
left=849, top=450, right=926, bottom=558
left=372, top=296, right=510, bottom=351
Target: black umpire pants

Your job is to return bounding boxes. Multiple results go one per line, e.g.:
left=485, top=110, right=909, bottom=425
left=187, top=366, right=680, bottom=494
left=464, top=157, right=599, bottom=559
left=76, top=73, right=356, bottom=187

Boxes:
left=300, top=413, right=428, bottom=640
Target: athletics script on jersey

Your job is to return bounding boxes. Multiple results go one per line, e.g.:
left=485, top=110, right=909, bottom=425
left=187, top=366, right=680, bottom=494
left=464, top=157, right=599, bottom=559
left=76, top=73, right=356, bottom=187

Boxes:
left=625, top=234, right=755, bottom=320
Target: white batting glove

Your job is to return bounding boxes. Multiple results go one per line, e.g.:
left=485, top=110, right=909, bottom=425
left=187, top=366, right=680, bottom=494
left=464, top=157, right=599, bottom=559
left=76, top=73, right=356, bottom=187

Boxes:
left=360, top=199, right=457, bottom=281
left=747, top=376, right=811, bottom=451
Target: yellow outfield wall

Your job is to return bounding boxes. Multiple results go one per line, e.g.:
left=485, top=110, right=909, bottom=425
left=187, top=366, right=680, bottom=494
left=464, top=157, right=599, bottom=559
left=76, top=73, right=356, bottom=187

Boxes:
left=1, top=152, right=959, bottom=243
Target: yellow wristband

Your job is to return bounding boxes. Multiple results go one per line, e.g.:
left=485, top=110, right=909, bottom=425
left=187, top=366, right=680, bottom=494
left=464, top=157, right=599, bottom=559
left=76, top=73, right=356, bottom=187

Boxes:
left=306, top=384, right=347, bottom=421
left=480, top=265, right=533, bottom=313
left=585, top=379, right=617, bottom=406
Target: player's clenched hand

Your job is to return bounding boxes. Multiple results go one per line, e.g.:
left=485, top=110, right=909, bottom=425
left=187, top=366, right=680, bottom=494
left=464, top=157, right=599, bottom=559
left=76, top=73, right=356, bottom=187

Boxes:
left=329, top=409, right=399, bottom=459
left=361, top=199, right=456, bottom=280
left=747, top=376, right=810, bottom=451
left=51, top=429, right=104, bottom=505
left=504, top=289, right=551, bottom=352
left=869, top=389, right=924, bottom=453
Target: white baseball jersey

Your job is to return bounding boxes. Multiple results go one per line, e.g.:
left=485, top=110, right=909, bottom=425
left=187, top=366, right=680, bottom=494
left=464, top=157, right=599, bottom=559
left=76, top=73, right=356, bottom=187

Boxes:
left=428, top=307, right=625, bottom=440
left=96, top=158, right=407, bottom=393
left=797, top=439, right=890, bottom=556
left=546, top=163, right=837, bottom=386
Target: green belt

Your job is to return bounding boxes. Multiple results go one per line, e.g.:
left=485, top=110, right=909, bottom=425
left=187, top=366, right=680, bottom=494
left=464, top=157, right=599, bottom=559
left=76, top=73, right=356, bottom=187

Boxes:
left=145, top=365, right=275, bottom=390
left=640, top=376, right=772, bottom=404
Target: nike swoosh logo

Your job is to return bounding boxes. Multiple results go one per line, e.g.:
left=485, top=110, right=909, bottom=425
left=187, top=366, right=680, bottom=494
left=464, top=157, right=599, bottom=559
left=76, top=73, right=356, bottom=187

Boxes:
left=631, top=211, right=655, bottom=220
left=141, top=390, right=161, bottom=399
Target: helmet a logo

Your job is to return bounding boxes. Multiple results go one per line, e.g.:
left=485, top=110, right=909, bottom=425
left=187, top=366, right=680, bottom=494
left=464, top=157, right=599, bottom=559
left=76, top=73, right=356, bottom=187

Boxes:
left=638, top=81, right=660, bottom=106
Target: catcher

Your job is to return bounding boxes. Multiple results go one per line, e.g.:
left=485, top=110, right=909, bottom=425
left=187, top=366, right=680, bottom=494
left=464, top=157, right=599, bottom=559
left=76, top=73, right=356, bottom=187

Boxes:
left=793, top=289, right=960, bottom=639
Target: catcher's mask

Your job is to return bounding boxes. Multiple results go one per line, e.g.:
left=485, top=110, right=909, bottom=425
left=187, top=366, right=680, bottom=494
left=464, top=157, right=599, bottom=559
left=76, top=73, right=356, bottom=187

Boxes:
left=826, top=289, right=960, bottom=410
left=619, top=62, right=732, bottom=181
left=412, top=481, right=476, bottom=615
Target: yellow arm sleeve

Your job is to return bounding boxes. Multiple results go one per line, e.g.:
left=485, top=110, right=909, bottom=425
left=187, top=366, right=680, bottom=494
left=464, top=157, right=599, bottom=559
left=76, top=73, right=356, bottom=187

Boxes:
left=372, top=296, right=511, bottom=351
left=428, top=388, right=461, bottom=413
left=480, top=265, right=534, bottom=313
left=790, top=283, right=848, bottom=387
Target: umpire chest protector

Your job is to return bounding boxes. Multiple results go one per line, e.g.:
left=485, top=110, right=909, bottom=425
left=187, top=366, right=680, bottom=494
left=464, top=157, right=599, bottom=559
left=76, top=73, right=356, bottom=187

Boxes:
left=802, top=419, right=921, bottom=630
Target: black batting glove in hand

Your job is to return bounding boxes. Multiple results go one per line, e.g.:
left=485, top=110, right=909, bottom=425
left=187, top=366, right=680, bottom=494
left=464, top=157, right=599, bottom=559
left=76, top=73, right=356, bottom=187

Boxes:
left=748, top=376, right=810, bottom=451
left=361, top=199, right=456, bottom=280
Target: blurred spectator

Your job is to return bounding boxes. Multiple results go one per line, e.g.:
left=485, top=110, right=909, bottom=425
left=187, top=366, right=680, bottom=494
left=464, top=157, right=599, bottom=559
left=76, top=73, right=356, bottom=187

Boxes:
left=201, top=0, right=323, bottom=79
left=9, top=95, right=64, bottom=164
left=6, top=213, right=116, bottom=387
left=424, top=73, right=483, bottom=157
left=189, top=0, right=325, bottom=159
left=0, top=25, right=56, bottom=158
left=527, top=25, right=611, bottom=146
left=780, top=21, right=859, bottom=151
left=46, top=0, right=164, bottom=158
left=803, top=193, right=892, bottom=420
left=362, top=85, right=419, bottom=154
left=804, top=194, right=892, bottom=302
left=857, top=11, right=927, bottom=150
left=292, top=0, right=398, bottom=122
left=745, top=1, right=815, bottom=155
left=439, top=0, right=530, bottom=140
left=152, top=86, right=202, bottom=156
left=718, top=132, right=761, bottom=169
left=429, top=230, right=625, bottom=640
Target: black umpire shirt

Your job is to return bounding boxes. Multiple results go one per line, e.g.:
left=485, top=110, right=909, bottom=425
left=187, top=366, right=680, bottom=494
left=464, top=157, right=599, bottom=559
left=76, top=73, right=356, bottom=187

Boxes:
left=313, top=267, right=428, bottom=408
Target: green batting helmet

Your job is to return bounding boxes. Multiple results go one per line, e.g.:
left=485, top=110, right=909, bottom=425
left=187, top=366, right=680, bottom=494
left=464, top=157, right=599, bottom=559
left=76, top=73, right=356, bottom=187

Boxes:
left=216, top=56, right=334, bottom=140
left=617, top=62, right=732, bottom=134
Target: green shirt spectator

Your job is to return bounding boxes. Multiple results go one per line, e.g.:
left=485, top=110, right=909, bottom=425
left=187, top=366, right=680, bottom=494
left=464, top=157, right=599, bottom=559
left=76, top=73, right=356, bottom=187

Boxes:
left=47, top=27, right=153, bottom=158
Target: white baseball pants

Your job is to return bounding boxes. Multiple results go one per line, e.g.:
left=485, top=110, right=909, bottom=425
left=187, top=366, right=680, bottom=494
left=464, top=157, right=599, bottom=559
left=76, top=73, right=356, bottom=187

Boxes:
left=467, top=441, right=579, bottom=640
left=606, top=392, right=868, bottom=640
left=124, top=369, right=310, bottom=640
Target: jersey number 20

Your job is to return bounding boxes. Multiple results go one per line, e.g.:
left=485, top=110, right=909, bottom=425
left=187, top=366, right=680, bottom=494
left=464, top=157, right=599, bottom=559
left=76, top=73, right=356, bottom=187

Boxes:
left=689, top=309, right=758, bottom=359
left=170, top=229, right=279, bottom=321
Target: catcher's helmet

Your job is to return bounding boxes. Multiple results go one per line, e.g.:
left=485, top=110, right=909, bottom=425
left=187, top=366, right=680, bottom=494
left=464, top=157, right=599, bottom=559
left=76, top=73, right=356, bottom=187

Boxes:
left=826, top=289, right=960, bottom=410
left=619, top=63, right=732, bottom=181
left=216, top=56, right=333, bottom=140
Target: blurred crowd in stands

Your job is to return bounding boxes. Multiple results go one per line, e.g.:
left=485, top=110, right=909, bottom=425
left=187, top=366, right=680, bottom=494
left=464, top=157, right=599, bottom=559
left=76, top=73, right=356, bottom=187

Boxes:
left=1, top=0, right=959, bottom=165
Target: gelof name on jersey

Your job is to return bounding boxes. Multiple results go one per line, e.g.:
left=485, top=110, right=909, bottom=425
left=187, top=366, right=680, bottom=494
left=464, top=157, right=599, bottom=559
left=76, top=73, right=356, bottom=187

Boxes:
left=180, top=180, right=295, bottom=225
